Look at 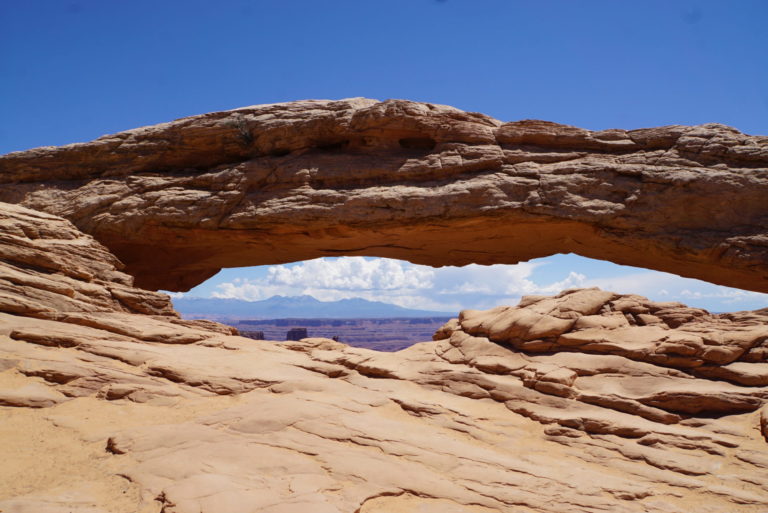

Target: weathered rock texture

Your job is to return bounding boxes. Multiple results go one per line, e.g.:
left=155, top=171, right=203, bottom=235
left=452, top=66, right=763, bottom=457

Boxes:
left=2, top=202, right=768, bottom=512
left=1, top=98, right=766, bottom=292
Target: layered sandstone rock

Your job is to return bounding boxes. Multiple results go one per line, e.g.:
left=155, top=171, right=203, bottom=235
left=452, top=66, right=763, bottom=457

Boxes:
left=2, top=202, right=768, bottom=513
left=1, top=98, right=766, bottom=292
left=432, top=288, right=768, bottom=424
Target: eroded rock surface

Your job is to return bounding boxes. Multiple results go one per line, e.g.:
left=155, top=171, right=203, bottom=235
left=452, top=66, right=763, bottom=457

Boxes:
left=1, top=203, right=768, bottom=512
left=2, top=98, right=767, bottom=292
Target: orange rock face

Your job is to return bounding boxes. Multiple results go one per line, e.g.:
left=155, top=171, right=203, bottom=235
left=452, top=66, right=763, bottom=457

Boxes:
left=1, top=98, right=766, bottom=292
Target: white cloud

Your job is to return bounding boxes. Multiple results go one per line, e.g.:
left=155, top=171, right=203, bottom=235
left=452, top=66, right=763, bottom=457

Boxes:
left=209, top=257, right=596, bottom=312
left=212, top=257, right=436, bottom=306
left=203, top=256, right=768, bottom=314
left=265, top=256, right=434, bottom=291
left=679, top=288, right=766, bottom=305
left=583, top=271, right=679, bottom=297
left=433, top=263, right=540, bottom=296
left=536, top=271, right=587, bottom=294
left=584, top=272, right=768, bottom=310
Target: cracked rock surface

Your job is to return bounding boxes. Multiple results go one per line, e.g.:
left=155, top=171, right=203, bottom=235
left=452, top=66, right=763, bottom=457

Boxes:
left=1, top=98, right=767, bottom=292
left=1, top=202, right=768, bottom=513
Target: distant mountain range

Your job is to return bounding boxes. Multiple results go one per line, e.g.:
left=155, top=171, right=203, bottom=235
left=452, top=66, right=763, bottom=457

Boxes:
left=172, top=295, right=454, bottom=319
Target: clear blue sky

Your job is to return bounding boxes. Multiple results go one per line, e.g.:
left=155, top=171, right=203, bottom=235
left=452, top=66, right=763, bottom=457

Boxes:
left=2, top=0, right=767, bottom=312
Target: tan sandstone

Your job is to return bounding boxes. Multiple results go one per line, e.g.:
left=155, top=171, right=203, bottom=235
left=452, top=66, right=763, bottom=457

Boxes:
left=1, top=202, right=768, bottom=512
left=1, top=98, right=766, bottom=292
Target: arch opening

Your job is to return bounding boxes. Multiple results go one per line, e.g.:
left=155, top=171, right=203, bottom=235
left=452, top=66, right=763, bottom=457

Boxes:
left=168, top=254, right=768, bottom=351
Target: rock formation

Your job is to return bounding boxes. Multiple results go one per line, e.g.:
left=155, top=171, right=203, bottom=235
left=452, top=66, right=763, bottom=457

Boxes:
left=1, top=98, right=766, bottom=292
left=2, top=101, right=767, bottom=511
left=2, top=201, right=768, bottom=512
left=285, top=327, right=308, bottom=341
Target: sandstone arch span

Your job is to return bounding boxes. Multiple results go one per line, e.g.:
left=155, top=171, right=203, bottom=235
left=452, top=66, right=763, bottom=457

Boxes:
left=1, top=98, right=766, bottom=292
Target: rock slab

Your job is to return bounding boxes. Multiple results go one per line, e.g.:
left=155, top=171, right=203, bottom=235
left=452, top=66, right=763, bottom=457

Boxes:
left=1, top=98, right=766, bottom=292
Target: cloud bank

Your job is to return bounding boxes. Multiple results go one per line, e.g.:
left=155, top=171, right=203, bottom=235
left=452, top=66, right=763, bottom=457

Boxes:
left=205, top=256, right=768, bottom=313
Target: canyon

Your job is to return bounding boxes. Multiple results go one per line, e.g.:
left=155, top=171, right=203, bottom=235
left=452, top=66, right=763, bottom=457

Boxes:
left=234, top=317, right=453, bottom=352
left=1, top=99, right=767, bottom=513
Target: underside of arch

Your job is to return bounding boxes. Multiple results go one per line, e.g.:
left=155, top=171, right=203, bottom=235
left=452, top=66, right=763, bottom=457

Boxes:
left=1, top=98, right=766, bottom=292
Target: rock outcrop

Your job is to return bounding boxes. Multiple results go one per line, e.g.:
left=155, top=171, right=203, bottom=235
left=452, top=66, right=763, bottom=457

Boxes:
left=1, top=98, right=766, bottom=292
left=2, top=202, right=768, bottom=512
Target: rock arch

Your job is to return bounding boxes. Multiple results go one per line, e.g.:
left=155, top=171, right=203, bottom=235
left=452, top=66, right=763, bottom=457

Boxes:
left=1, top=98, right=766, bottom=292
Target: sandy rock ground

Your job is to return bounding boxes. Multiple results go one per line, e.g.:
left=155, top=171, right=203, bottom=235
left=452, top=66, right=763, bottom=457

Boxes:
left=2, top=202, right=768, bottom=512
